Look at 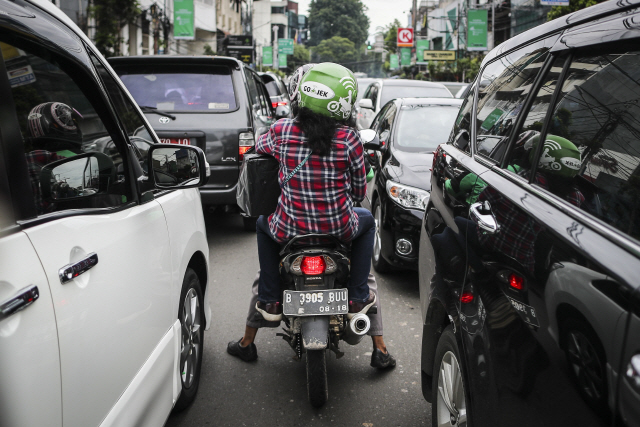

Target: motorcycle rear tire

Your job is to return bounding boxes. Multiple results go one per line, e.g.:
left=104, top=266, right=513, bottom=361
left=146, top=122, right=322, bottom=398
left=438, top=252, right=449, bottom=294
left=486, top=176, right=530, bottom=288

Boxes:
left=306, top=350, right=328, bottom=407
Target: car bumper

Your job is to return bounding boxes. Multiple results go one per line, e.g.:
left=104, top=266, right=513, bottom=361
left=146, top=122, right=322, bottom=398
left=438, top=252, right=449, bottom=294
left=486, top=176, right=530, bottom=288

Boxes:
left=199, top=183, right=239, bottom=206
left=380, top=202, right=424, bottom=270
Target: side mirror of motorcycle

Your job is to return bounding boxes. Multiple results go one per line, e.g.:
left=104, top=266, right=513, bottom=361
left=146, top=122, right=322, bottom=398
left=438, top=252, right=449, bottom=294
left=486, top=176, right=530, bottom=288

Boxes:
left=360, top=129, right=383, bottom=151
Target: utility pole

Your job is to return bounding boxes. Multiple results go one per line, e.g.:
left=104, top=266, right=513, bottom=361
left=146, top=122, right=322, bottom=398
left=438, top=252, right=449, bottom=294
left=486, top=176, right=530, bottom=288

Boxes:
left=272, top=25, right=278, bottom=69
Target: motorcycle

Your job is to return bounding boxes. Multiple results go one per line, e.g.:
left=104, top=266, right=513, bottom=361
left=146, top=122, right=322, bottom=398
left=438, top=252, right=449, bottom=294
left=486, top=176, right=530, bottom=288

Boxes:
left=259, top=129, right=383, bottom=407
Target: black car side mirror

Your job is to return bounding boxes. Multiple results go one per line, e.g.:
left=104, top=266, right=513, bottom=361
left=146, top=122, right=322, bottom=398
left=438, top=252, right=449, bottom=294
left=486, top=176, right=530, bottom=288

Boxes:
left=360, top=129, right=383, bottom=151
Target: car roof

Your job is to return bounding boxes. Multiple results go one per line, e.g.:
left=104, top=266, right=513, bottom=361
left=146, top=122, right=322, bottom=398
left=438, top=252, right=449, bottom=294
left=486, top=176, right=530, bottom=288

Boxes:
left=380, top=79, right=448, bottom=89
left=397, top=97, right=464, bottom=106
left=108, top=55, right=243, bottom=69
left=481, top=0, right=640, bottom=68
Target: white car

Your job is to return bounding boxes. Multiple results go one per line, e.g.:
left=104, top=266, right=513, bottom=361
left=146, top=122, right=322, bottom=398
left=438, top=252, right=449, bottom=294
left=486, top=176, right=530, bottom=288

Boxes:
left=0, top=1, right=211, bottom=426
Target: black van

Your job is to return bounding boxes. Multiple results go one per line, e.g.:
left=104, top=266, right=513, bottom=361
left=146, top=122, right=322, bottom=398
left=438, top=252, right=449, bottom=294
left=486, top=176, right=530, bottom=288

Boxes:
left=110, top=56, right=284, bottom=230
left=418, top=2, right=640, bottom=426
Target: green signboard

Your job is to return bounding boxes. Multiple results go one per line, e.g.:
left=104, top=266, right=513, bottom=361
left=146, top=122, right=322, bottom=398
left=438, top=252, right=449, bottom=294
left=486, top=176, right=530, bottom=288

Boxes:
left=263, top=46, right=273, bottom=67
left=278, top=39, right=294, bottom=55
left=468, top=10, right=488, bottom=51
left=279, top=53, right=287, bottom=69
left=416, top=39, right=430, bottom=64
left=445, top=7, right=457, bottom=50
left=389, top=54, right=399, bottom=70
left=173, top=0, right=195, bottom=40
left=401, top=48, right=411, bottom=66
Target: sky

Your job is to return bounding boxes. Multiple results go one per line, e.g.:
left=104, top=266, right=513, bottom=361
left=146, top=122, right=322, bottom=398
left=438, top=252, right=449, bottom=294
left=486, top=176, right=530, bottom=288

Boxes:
left=294, top=0, right=413, bottom=42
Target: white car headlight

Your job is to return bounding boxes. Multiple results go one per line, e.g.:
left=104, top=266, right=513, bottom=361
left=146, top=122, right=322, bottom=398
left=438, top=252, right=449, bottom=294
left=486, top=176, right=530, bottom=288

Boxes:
left=386, top=180, right=429, bottom=210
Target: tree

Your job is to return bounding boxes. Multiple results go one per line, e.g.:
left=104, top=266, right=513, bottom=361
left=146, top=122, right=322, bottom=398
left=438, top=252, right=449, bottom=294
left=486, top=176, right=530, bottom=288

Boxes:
left=312, top=36, right=358, bottom=64
left=287, top=44, right=311, bottom=73
left=547, top=0, right=606, bottom=21
left=91, top=0, right=140, bottom=57
left=383, top=19, right=402, bottom=53
left=308, top=0, right=369, bottom=48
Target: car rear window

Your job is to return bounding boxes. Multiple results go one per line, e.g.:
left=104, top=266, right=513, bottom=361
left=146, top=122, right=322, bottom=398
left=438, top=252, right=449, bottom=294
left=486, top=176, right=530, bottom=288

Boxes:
left=397, top=105, right=460, bottom=152
left=380, top=86, right=452, bottom=106
left=115, top=64, right=236, bottom=112
left=264, top=80, right=281, bottom=97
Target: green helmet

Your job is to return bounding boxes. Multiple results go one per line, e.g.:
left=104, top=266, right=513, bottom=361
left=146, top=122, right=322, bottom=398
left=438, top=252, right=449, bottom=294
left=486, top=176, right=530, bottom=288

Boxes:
left=297, top=62, right=358, bottom=120
left=527, top=134, right=581, bottom=178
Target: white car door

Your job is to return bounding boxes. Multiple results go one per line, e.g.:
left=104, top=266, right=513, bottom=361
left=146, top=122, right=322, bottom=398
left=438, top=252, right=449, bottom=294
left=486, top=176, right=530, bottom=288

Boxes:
left=1, top=34, right=174, bottom=427
left=0, top=232, right=62, bottom=427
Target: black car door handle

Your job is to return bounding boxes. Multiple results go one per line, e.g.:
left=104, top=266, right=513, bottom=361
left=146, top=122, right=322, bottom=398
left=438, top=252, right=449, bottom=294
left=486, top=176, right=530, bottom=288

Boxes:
left=469, top=201, right=500, bottom=234
left=58, top=253, right=98, bottom=284
left=0, top=285, right=39, bottom=321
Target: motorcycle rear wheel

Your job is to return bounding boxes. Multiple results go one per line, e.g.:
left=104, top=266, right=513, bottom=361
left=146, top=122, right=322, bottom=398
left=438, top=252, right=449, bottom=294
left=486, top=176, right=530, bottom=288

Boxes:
left=306, top=350, right=328, bottom=407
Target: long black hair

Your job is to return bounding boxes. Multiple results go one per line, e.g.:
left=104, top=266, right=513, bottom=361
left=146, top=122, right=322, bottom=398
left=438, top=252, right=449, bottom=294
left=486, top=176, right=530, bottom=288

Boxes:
left=295, top=107, right=357, bottom=156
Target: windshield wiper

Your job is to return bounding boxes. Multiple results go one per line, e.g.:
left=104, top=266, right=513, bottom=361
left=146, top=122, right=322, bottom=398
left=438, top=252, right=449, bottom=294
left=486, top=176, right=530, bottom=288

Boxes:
left=139, top=106, right=176, bottom=120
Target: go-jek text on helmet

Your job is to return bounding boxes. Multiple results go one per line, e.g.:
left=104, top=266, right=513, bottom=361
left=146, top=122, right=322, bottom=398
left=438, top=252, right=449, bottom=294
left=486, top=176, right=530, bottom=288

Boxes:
left=289, top=63, right=316, bottom=101
left=527, top=134, right=581, bottom=178
left=28, top=102, right=83, bottom=142
left=297, top=63, right=358, bottom=121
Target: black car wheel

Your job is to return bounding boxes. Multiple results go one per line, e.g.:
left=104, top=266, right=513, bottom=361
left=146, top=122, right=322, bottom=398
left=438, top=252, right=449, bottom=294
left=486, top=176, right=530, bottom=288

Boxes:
left=372, top=199, right=391, bottom=273
left=174, top=268, right=205, bottom=411
left=563, top=318, right=608, bottom=414
left=432, top=324, right=468, bottom=427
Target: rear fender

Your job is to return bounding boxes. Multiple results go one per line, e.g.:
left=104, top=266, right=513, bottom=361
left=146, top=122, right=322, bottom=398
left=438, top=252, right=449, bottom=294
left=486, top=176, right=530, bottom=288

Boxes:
left=301, top=316, right=330, bottom=350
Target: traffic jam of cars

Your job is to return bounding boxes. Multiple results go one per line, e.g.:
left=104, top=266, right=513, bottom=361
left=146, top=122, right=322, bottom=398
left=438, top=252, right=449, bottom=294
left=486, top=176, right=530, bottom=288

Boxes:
left=1, top=0, right=640, bottom=426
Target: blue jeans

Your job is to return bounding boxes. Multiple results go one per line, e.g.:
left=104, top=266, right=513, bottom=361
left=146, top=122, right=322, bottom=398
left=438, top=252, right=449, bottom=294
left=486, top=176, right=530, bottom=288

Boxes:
left=256, top=208, right=374, bottom=304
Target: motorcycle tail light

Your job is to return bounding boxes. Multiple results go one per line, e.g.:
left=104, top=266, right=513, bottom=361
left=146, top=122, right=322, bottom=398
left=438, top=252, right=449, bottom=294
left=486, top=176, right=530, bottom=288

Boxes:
left=509, top=273, right=524, bottom=290
left=301, top=256, right=326, bottom=275
left=460, top=292, right=474, bottom=303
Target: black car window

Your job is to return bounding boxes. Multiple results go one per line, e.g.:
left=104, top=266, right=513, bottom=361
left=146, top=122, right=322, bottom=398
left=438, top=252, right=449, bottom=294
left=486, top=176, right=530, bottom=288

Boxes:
left=1, top=40, right=130, bottom=217
left=396, top=105, right=460, bottom=152
left=475, top=41, right=552, bottom=163
left=379, top=103, right=397, bottom=144
left=89, top=52, right=156, bottom=166
left=529, top=45, right=640, bottom=241
left=370, top=102, right=391, bottom=131
left=369, top=84, right=379, bottom=108
left=448, top=79, right=476, bottom=154
left=255, top=76, right=272, bottom=117
left=117, top=64, right=237, bottom=112
left=245, top=68, right=262, bottom=114
left=506, top=54, right=568, bottom=176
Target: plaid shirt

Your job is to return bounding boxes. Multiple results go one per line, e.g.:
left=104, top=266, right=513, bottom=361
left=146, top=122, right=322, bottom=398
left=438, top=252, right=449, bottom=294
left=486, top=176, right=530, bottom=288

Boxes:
left=477, top=172, right=584, bottom=273
left=256, top=118, right=366, bottom=243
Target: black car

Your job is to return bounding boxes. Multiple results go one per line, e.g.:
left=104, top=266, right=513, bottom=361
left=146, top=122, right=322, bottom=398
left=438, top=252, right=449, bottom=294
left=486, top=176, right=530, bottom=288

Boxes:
left=259, top=71, right=292, bottom=118
left=361, top=97, right=462, bottom=272
left=110, top=56, right=286, bottom=230
left=418, top=2, right=640, bottom=427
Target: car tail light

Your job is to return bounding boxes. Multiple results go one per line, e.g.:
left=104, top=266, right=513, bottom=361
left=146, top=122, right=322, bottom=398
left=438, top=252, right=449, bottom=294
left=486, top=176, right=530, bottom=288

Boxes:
left=301, top=256, right=326, bottom=275
left=460, top=292, right=474, bottom=303
left=433, top=146, right=441, bottom=170
left=509, top=273, right=524, bottom=290
left=272, top=101, right=288, bottom=108
left=239, top=132, right=254, bottom=161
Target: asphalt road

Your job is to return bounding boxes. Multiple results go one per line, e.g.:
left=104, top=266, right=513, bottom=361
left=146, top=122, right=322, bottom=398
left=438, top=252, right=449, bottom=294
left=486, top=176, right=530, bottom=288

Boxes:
left=165, top=212, right=431, bottom=427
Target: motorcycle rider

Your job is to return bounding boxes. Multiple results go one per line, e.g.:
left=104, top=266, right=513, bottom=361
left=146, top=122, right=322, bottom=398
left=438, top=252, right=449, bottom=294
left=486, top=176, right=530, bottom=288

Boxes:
left=228, top=63, right=395, bottom=369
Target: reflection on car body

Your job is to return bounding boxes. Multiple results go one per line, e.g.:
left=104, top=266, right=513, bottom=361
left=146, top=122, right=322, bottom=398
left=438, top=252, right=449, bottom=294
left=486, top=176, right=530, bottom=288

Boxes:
left=418, top=2, right=640, bottom=427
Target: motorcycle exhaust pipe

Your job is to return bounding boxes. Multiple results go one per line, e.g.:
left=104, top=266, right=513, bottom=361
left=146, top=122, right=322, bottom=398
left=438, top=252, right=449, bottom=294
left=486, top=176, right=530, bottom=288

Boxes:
left=343, top=313, right=371, bottom=345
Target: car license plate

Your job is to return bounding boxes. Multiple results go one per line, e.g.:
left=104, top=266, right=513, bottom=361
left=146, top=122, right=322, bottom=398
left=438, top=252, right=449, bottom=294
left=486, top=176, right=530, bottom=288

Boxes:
left=283, top=289, right=348, bottom=316
left=159, top=137, right=192, bottom=145
left=507, top=297, right=540, bottom=327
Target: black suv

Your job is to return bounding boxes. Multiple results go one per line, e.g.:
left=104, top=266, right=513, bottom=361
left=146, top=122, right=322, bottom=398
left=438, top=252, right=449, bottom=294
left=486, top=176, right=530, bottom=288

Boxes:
left=109, top=56, right=282, bottom=229
left=418, top=2, right=640, bottom=427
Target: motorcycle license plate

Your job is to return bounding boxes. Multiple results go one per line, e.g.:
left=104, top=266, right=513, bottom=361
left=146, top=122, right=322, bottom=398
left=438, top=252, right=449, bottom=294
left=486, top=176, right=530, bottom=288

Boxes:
left=283, top=289, right=349, bottom=316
